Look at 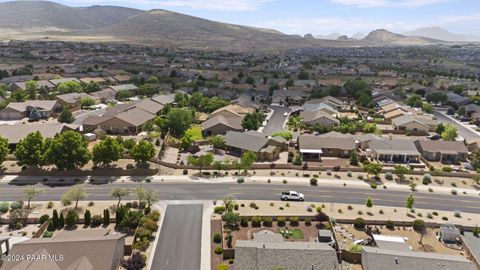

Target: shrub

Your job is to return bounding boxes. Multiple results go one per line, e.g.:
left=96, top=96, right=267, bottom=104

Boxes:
left=214, top=206, right=225, bottom=214
left=0, top=202, right=9, bottom=213
left=370, top=183, right=377, bottom=189
left=91, top=215, right=102, bottom=227
left=432, top=211, right=438, bottom=216
left=10, top=201, right=23, bottom=211
left=122, top=252, right=146, bottom=270
left=39, top=214, right=50, bottom=224
left=454, top=211, right=461, bottom=218
left=347, top=205, right=353, bottom=210
left=240, top=216, right=249, bottom=227
left=132, top=238, right=150, bottom=252
left=183, top=169, right=188, bottom=175
left=213, top=233, right=222, bottom=243
left=386, top=220, right=394, bottom=230
left=135, top=226, right=152, bottom=240
left=442, top=216, right=449, bottom=221
left=310, top=178, right=318, bottom=186
left=354, top=217, right=366, bottom=230
left=47, top=220, right=55, bottom=231
left=43, top=230, right=53, bottom=238
left=84, top=210, right=91, bottom=226
left=442, top=166, right=452, bottom=172
left=385, top=172, right=393, bottom=180
left=237, top=177, right=245, bottom=184
left=422, top=174, right=432, bottom=185
left=305, top=217, right=312, bottom=226
left=214, top=246, right=223, bottom=255
left=326, top=169, right=332, bottom=175
left=277, top=217, right=286, bottom=227
left=350, top=244, right=363, bottom=253
left=251, top=216, right=261, bottom=227
left=427, top=213, right=433, bottom=219
left=289, top=216, right=299, bottom=226
left=65, top=210, right=79, bottom=228
left=473, top=226, right=480, bottom=237
left=347, top=171, right=352, bottom=177
left=451, top=189, right=457, bottom=195
left=357, top=210, right=363, bottom=215
left=217, top=264, right=228, bottom=270
left=47, top=201, right=54, bottom=209
left=142, top=219, right=158, bottom=232
left=146, top=210, right=160, bottom=221
left=262, top=217, right=272, bottom=227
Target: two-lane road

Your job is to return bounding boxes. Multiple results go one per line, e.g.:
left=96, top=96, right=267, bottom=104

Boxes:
left=1, top=182, right=479, bottom=214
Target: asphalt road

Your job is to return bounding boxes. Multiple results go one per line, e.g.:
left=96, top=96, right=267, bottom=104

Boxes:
left=151, top=204, right=202, bottom=270
left=1, top=182, right=479, bottom=214
left=434, top=111, right=480, bottom=140
left=262, top=105, right=291, bottom=135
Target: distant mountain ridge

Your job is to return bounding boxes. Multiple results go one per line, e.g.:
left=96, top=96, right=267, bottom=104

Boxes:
left=404, top=27, right=480, bottom=42
left=0, top=1, right=459, bottom=51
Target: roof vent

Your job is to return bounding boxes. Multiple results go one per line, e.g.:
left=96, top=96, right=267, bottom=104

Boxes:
left=395, top=257, right=399, bottom=264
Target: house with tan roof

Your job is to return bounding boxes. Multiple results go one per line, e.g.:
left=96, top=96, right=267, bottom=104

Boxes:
left=0, top=229, right=125, bottom=270
left=0, top=100, right=61, bottom=120
left=415, top=140, right=469, bottom=163
left=366, top=138, right=421, bottom=163
left=224, top=131, right=285, bottom=161
left=300, top=110, right=339, bottom=127
left=202, top=104, right=255, bottom=136
left=56, top=93, right=100, bottom=111
left=298, top=135, right=356, bottom=160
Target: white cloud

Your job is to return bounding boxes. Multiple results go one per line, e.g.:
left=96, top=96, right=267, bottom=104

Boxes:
left=331, top=0, right=452, bottom=8
left=155, top=0, right=273, bottom=11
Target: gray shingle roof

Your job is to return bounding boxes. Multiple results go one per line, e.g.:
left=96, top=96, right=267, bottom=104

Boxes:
left=225, top=131, right=269, bottom=152
left=298, top=135, right=356, bottom=151
left=362, top=246, right=476, bottom=270
left=369, top=139, right=420, bottom=156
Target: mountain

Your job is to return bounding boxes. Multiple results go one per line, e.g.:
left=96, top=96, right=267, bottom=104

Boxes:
left=352, top=32, right=365, bottom=39
left=0, top=1, right=142, bottom=30
left=404, top=27, right=480, bottom=42
left=361, top=29, right=444, bottom=45
left=0, top=1, right=451, bottom=51
left=314, top=33, right=342, bottom=40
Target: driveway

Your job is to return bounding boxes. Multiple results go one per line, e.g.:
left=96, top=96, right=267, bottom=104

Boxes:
left=151, top=204, right=203, bottom=270
left=262, top=105, right=291, bottom=135
left=434, top=110, right=480, bottom=140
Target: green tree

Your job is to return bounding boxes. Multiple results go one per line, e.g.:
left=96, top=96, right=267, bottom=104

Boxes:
left=393, top=165, right=411, bottom=181
left=208, top=135, right=225, bottom=151
left=92, top=137, right=123, bottom=166
left=10, top=90, right=27, bottom=102
left=188, top=153, right=214, bottom=173
left=59, top=212, right=65, bottom=228
left=271, top=131, right=293, bottom=141
left=441, top=124, right=458, bottom=141
left=363, top=123, right=378, bottom=133
left=103, top=209, right=110, bottom=226
left=426, top=92, right=448, bottom=105
left=363, top=163, right=383, bottom=179
left=29, top=108, right=41, bottom=121
left=111, top=188, right=130, bottom=207
left=242, top=112, right=266, bottom=131
left=406, top=194, right=415, bottom=209
left=240, top=151, right=257, bottom=172
left=52, top=209, right=59, bottom=228
left=174, top=93, right=189, bottom=107
left=61, top=185, right=87, bottom=210
left=45, top=131, right=90, bottom=170
left=413, top=219, right=426, bottom=244
left=180, top=134, right=194, bottom=151
left=25, top=80, right=38, bottom=100
left=23, top=187, right=44, bottom=209
left=457, top=106, right=466, bottom=116
left=165, top=108, right=194, bottom=137
left=349, top=151, right=359, bottom=166
left=406, top=94, right=423, bottom=107
left=422, top=102, right=433, bottom=113
left=435, top=123, right=445, bottom=134
left=58, top=107, right=75, bottom=124
left=84, top=82, right=100, bottom=93
left=366, top=197, right=373, bottom=208
left=130, top=140, right=155, bottom=165
left=57, top=81, right=83, bottom=94
left=84, top=209, right=91, bottom=226
left=15, top=131, right=47, bottom=167
left=65, top=210, right=79, bottom=228
left=298, top=70, right=309, bottom=80
left=0, top=136, right=9, bottom=166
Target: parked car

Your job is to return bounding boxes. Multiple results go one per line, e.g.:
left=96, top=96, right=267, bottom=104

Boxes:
left=283, top=112, right=289, bottom=117
left=426, top=133, right=441, bottom=140
left=280, top=191, right=305, bottom=201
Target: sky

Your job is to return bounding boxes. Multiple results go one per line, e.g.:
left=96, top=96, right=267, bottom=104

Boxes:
left=5, top=0, right=480, bottom=36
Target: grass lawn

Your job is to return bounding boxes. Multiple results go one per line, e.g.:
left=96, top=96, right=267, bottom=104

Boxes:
left=278, top=228, right=304, bottom=240
left=185, top=126, right=203, bottom=141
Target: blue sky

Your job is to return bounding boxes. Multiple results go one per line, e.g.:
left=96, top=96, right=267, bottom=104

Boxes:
left=6, top=0, right=480, bottom=36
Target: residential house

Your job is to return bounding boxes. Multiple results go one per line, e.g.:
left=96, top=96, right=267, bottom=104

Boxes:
left=224, top=131, right=285, bottom=161
left=366, top=138, right=421, bottom=163
left=392, top=115, right=431, bottom=133
left=0, top=100, right=61, bottom=120
left=303, top=100, right=339, bottom=114
left=151, top=93, right=176, bottom=106
left=202, top=104, right=253, bottom=136
left=362, top=246, right=475, bottom=270
left=56, top=92, right=100, bottom=111
left=9, top=80, right=55, bottom=92
left=235, top=232, right=339, bottom=270
left=0, top=123, right=79, bottom=147
left=49, top=77, right=81, bottom=87
left=271, top=90, right=306, bottom=105
left=0, top=229, right=125, bottom=270
left=300, top=110, right=339, bottom=127
left=298, top=135, right=356, bottom=160
left=447, top=92, right=471, bottom=108
left=90, top=88, right=116, bottom=103
left=79, top=77, right=109, bottom=85
left=415, top=140, right=468, bottom=163
left=108, top=84, right=138, bottom=93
